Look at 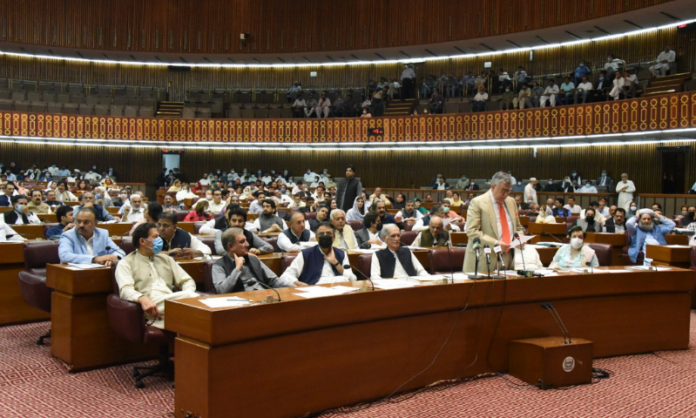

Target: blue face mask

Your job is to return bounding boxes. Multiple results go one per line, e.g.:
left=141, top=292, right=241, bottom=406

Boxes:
left=16, top=204, right=23, bottom=212
left=442, top=207, right=450, bottom=214
left=150, top=237, right=164, bottom=255
left=280, top=188, right=286, bottom=194
left=95, top=193, right=102, bottom=199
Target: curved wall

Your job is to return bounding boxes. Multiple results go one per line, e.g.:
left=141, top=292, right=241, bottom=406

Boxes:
left=0, top=0, right=672, bottom=54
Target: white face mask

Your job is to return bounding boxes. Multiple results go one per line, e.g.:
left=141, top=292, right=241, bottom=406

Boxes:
left=570, top=237, right=583, bottom=249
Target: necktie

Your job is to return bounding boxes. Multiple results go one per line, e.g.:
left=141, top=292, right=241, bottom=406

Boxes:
left=498, top=202, right=511, bottom=245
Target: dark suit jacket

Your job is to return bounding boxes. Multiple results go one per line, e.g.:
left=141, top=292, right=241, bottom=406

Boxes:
left=432, top=182, right=450, bottom=190
left=0, top=195, right=10, bottom=207
left=465, top=183, right=480, bottom=191
left=544, top=183, right=560, bottom=192
left=604, top=218, right=626, bottom=233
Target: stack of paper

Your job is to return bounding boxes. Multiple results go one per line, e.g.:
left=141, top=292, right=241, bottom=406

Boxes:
left=293, top=285, right=361, bottom=299
left=67, top=263, right=107, bottom=270
left=200, top=296, right=250, bottom=308
left=371, top=278, right=421, bottom=290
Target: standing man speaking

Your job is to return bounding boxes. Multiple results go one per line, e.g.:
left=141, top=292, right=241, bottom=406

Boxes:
left=463, top=171, right=524, bottom=273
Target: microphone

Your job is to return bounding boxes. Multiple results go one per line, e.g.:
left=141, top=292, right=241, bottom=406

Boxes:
left=350, top=264, right=376, bottom=292
left=585, top=261, right=594, bottom=274
left=514, top=232, right=536, bottom=277
left=541, top=302, right=572, bottom=344
left=249, top=274, right=283, bottom=302
left=468, top=237, right=483, bottom=280
left=446, top=243, right=455, bottom=284
left=483, top=244, right=492, bottom=278
left=541, top=231, right=566, bottom=244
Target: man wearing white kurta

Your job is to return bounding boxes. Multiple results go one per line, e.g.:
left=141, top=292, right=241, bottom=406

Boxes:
left=616, top=173, right=636, bottom=212
left=115, top=222, right=198, bottom=329
left=523, top=178, right=538, bottom=204
left=649, top=46, right=676, bottom=77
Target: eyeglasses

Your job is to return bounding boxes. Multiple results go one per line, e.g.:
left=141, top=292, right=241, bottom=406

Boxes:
left=316, top=232, right=334, bottom=238
left=388, top=234, right=402, bottom=238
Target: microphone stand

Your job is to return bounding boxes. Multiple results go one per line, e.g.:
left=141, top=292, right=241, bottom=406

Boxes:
left=253, top=278, right=283, bottom=303
left=351, top=266, right=376, bottom=292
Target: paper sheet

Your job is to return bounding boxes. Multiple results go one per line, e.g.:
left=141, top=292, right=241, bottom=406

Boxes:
left=509, top=234, right=535, bottom=249
left=372, top=278, right=421, bottom=289
left=351, top=249, right=379, bottom=254
left=200, top=297, right=250, bottom=308
left=67, top=263, right=108, bottom=270
left=294, top=285, right=361, bottom=298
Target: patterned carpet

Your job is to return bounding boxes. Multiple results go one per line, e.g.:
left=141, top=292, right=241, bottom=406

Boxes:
left=2, top=314, right=696, bottom=418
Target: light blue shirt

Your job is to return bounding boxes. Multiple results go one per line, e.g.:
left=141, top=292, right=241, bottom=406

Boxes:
left=551, top=244, right=599, bottom=269
left=561, top=82, right=575, bottom=93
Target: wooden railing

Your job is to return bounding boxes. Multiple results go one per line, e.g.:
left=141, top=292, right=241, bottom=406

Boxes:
left=1, top=92, right=695, bottom=144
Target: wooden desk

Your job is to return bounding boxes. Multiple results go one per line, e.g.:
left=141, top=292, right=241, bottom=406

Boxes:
left=12, top=224, right=44, bottom=238
left=166, top=268, right=694, bottom=418
left=585, top=232, right=627, bottom=266
left=46, top=264, right=158, bottom=372
left=178, top=222, right=195, bottom=234
left=258, top=253, right=283, bottom=276
left=451, top=232, right=468, bottom=245
left=646, top=245, right=695, bottom=308
left=100, top=223, right=137, bottom=237
left=37, top=213, right=57, bottom=223
left=0, top=243, right=51, bottom=326
left=533, top=246, right=560, bottom=266
left=0, top=206, right=12, bottom=213
left=519, top=216, right=529, bottom=227
left=107, top=207, right=120, bottom=215
left=666, top=235, right=689, bottom=246
left=528, top=223, right=566, bottom=244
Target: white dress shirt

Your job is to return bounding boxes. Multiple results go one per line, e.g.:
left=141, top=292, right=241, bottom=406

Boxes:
left=279, top=250, right=356, bottom=284
left=370, top=249, right=428, bottom=279
left=277, top=229, right=316, bottom=252
left=577, top=81, right=593, bottom=91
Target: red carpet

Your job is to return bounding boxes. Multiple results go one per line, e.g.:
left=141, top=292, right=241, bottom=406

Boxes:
left=2, top=314, right=696, bottom=418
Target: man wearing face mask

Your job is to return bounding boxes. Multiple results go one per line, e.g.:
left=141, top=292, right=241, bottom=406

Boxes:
left=679, top=206, right=696, bottom=227
left=549, top=226, right=600, bottom=269
left=560, top=177, right=575, bottom=193
left=596, top=170, right=613, bottom=191
left=573, top=208, right=602, bottom=233
left=303, top=168, right=318, bottom=184
left=156, top=212, right=211, bottom=258
left=626, top=208, right=675, bottom=263
left=115, top=222, right=198, bottom=329
left=4, top=195, right=41, bottom=225
left=512, top=180, right=525, bottom=192
left=280, top=222, right=356, bottom=284
left=544, top=178, right=560, bottom=192
left=616, top=173, right=636, bottom=211
left=579, top=181, right=598, bottom=194
left=84, top=167, right=102, bottom=182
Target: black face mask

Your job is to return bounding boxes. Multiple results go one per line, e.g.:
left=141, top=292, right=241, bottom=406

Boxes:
left=689, top=212, right=696, bottom=219
left=586, top=215, right=595, bottom=223
left=318, top=235, right=333, bottom=248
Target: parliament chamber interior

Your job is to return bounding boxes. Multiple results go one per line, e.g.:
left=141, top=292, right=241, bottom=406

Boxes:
left=2, top=0, right=696, bottom=417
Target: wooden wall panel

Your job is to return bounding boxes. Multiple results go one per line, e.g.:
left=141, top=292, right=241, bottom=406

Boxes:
left=1, top=25, right=693, bottom=102
left=0, top=0, right=671, bottom=54
left=0, top=92, right=693, bottom=143
left=1, top=141, right=694, bottom=194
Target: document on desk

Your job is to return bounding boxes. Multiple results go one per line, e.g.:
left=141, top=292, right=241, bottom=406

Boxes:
left=351, top=249, right=379, bottom=254
left=67, top=263, right=107, bottom=270
left=293, top=286, right=360, bottom=298
left=200, top=296, right=250, bottom=308
left=631, top=266, right=673, bottom=271
left=372, top=278, right=421, bottom=289
left=509, top=235, right=535, bottom=249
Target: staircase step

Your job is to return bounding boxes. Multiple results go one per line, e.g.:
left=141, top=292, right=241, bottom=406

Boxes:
left=654, top=72, right=692, bottom=82
left=649, top=80, right=684, bottom=88
left=645, top=85, right=681, bottom=94
left=641, top=90, right=677, bottom=97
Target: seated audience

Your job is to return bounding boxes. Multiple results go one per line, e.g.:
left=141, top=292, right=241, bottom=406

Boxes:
left=579, top=180, right=598, bottom=193
left=371, top=225, right=429, bottom=279
left=212, top=227, right=305, bottom=294
left=44, top=190, right=63, bottom=208
left=472, top=87, right=488, bottom=112
left=540, top=80, right=559, bottom=107
left=552, top=199, right=571, bottom=217
left=626, top=208, right=675, bottom=263
left=574, top=76, right=593, bottom=104
left=46, top=206, right=75, bottom=239
left=355, top=213, right=384, bottom=249
left=75, top=192, right=118, bottom=222
left=563, top=197, right=582, bottom=214
left=207, top=190, right=226, bottom=214
left=175, top=183, right=197, bottom=205
left=156, top=212, right=211, bottom=258
left=549, top=226, right=600, bottom=269
left=4, top=195, right=41, bottom=225
left=120, top=194, right=146, bottom=223
left=396, top=199, right=423, bottom=228
left=513, top=245, right=544, bottom=270
left=346, top=196, right=366, bottom=222
left=412, top=216, right=451, bottom=247
left=208, top=206, right=273, bottom=255
left=277, top=212, right=316, bottom=252
left=56, top=181, right=78, bottom=202
left=26, top=189, right=52, bottom=214
left=279, top=222, right=356, bottom=284
left=679, top=206, right=696, bottom=227
left=609, top=72, right=625, bottom=100
left=372, top=200, right=403, bottom=229
left=128, top=202, right=163, bottom=236
left=115, top=222, right=199, bottom=329
left=248, top=192, right=266, bottom=215
left=184, top=200, right=214, bottom=222
left=649, top=45, right=676, bottom=77
left=603, top=208, right=627, bottom=233
left=573, top=208, right=602, bottom=232
left=167, top=179, right=183, bottom=193
left=428, top=89, right=444, bottom=114
left=330, top=209, right=358, bottom=250
left=58, top=208, right=121, bottom=265
left=309, top=206, right=330, bottom=232
left=251, top=199, right=287, bottom=233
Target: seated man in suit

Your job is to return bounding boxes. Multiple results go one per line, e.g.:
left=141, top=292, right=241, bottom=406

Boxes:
left=330, top=209, right=358, bottom=250
left=279, top=222, right=356, bottom=285
left=58, top=207, right=122, bottom=265
left=45, top=206, right=75, bottom=239
left=543, top=178, right=561, bottom=192
left=156, top=212, right=211, bottom=258
left=372, top=200, right=403, bottom=229
left=4, top=195, right=41, bottom=225
left=74, top=191, right=119, bottom=222
left=277, top=211, right=316, bottom=252
left=370, top=224, right=430, bottom=279
left=115, top=222, right=199, bottom=329
left=412, top=216, right=451, bottom=247
left=626, top=208, right=675, bottom=263
left=0, top=182, right=16, bottom=207
left=210, top=205, right=274, bottom=255
left=355, top=213, right=384, bottom=249
left=212, top=227, right=306, bottom=294
left=309, top=205, right=330, bottom=232
left=603, top=208, right=627, bottom=233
